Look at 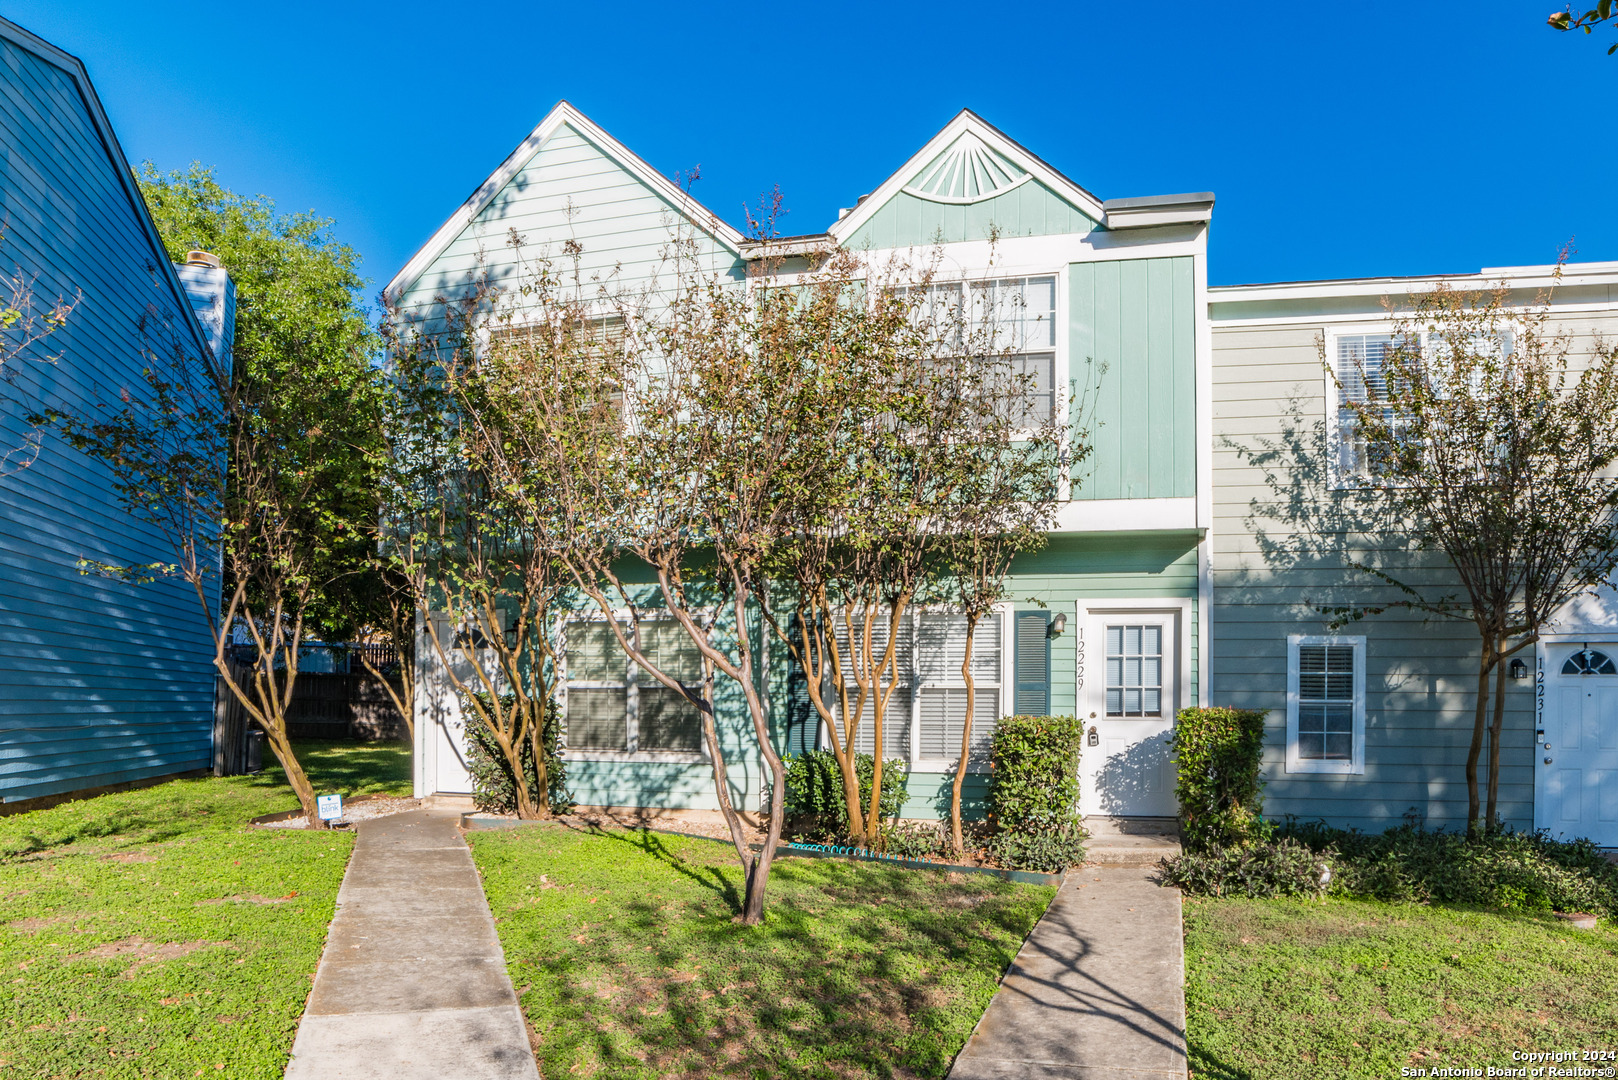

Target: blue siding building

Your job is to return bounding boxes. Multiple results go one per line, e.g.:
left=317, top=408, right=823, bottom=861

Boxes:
left=0, top=17, right=230, bottom=808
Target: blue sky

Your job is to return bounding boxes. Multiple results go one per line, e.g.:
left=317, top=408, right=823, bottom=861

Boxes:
left=8, top=2, right=1614, bottom=291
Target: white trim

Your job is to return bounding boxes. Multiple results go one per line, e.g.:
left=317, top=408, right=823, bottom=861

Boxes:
left=384, top=100, right=744, bottom=305
left=1285, top=634, right=1367, bottom=775
left=1052, top=497, right=1199, bottom=533
left=903, top=172, right=1034, bottom=205
left=1209, top=261, right=1618, bottom=305
left=827, top=110, right=1106, bottom=245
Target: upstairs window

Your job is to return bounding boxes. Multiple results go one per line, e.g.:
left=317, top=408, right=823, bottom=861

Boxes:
left=909, top=275, right=1057, bottom=426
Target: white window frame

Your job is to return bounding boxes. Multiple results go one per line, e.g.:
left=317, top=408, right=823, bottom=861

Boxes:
left=560, top=612, right=710, bottom=765
left=1285, top=633, right=1366, bottom=775
left=1324, top=326, right=1513, bottom=489
left=821, top=604, right=1014, bottom=773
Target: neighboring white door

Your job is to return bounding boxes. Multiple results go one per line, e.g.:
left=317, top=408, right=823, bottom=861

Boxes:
left=1537, top=644, right=1618, bottom=847
left=1078, top=603, right=1188, bottom=818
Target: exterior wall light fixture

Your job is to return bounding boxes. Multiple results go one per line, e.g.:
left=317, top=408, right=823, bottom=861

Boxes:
left=1048, top=613, right=1067, bottom=638
left=1508, top=658, right=1528, bottom=681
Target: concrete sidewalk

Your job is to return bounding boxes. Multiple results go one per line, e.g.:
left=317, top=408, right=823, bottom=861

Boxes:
left=284, top=808, right=539, bottom=1080
left=948, top=866, right=1187, bottom=1080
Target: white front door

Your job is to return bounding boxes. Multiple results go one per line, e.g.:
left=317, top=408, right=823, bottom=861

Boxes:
left=1078, top=603, right=1187, bottom=818
left=1537, top=643, right=1618, bottom=847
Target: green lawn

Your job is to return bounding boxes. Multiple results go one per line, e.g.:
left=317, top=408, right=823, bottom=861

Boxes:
left=469, top=825, right=1054, bottom=1079
left=0, top=739, right=409, bottom=1078
left=1184, top=896, right=1618, bottom=1080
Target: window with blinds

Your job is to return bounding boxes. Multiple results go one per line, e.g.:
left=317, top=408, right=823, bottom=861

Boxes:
left=1295, top=643, right=1355, bottom=761
left=825, top=608, right=1006, bottom=769
left=563, top=617, right=703, bottom=755
left=908, top=276, right=1057, bottom=426
left=917, top=612, right=1001, bottom=765
left=1286, top=634, right=1365, bottom=774
left=487, top=315, right=628, bottom=431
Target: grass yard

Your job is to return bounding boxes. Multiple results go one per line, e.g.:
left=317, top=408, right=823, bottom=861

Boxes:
left=0, top=738, right=410, bottom=1078
left=469, top=825, right=1055, bottom=1079
left=1184, top=896, right=1618, bottom=1080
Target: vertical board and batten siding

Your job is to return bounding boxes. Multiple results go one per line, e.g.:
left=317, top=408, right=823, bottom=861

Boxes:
left=897, top=533, right=1200, bottom=818
left=1206, top=316, right=1612, bottom=831
left=0, top=35, right=220, bottom=802
left=393, top=122, right=743, bottom=335
left=1069, top=257, right=1196, bottom=501
left=843, top=181, right=1098, bottom=251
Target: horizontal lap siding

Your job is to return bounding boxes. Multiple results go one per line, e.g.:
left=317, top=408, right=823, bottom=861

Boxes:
left=844, top=182, right=1097, bottom=250
left=0, top=38, right=218, bottom=801
left=1208, top=315, right=1618, bottom=831
left=395, top=124, right=743, bottom=334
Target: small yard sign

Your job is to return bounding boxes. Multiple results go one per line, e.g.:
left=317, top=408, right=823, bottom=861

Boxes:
left=316, top=794, right=343, bottom=821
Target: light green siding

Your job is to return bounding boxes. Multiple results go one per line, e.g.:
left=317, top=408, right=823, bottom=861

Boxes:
left=843, top=181, right=1098, bottom=251
left=1069, top=258, right=1197, bottom=500
left=898, top=532, right=1202, bottom=819
left=395, top=122, right=743, bottom=334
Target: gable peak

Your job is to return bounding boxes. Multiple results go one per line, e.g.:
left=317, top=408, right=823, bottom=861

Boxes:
left=903, top=130, right=1030, bottom=204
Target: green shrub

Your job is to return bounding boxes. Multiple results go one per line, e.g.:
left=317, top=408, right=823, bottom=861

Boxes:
left=987, top=714, right=1086, bottom=872
left=1280, top=820, right=1618, bottom=919
left=1169, top=706, right=1270, bottom=852
left=1163, top=820, right=1618, bottom=918
left=986, top=824, right=1088, bottom=875
left=779, top=749, right=907, bottom=842
left=1158, top=838, right=1332, bottom=898
left=882, top=821, right=949, bottom=861
left=464, top=695, right=572, bottom=816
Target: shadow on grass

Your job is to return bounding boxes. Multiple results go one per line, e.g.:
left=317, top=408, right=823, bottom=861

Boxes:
left=499, top=829, right=1053, bottom=1079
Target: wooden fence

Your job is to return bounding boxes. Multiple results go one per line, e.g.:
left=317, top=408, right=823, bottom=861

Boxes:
left=213, top=665, right=409, bottom=776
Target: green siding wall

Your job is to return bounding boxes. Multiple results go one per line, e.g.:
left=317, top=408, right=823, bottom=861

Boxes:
left=844, top=182, right=1097, bottom=251
left=1069, top=258, right=1197, bottom=501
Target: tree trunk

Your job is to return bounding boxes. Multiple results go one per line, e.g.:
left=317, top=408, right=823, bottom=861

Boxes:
left=1485, top=638, right=1510, bottom=828
left=530, top=692, right=550, bottom=819
left=949, top=615, right=979, bottom=857
left=1465, top=640, right=1496, bottom=837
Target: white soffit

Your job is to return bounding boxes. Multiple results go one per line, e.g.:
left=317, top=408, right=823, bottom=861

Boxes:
left=384, top=100, right=745, bottom=305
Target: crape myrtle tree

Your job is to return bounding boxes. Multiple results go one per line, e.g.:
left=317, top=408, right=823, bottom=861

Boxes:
left=381, top=277, right=572, bottom=820
left=762, top=255, right=1072, bottom=851
left=44, top=167, right=383, bottom=828
left=1331, top=277, right=1618, bottom=833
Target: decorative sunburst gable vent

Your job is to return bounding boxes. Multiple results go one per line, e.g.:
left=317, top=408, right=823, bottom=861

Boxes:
left=902, top=132, right=1032, bottom=204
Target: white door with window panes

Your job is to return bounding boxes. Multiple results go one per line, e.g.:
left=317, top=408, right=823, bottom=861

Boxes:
left=1078, top=602, right=1188, bottom=817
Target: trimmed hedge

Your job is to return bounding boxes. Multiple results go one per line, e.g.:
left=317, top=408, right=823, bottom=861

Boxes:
left=464, top=695, right=573, bottom=816
left=780, top=749, right=907, bottom=841
left=987, top=714, right=1086, bottom=872
left=1169, top=706, right=1269, bottom=851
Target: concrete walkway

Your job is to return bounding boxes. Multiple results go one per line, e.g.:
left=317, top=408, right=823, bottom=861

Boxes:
left=284, top=808, right=539, bottom=1080
left=949, top=867, right=1187, bottom=1080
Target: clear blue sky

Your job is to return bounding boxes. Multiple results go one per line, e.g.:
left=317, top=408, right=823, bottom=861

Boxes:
left=8, top=1, right=1614, bottom=291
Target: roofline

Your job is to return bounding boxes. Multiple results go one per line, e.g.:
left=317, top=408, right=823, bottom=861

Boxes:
left=0, top=16, right=219, bottom=375
left=825, top=108, right=1109, bottom=245
left=383, top=101, right=746, bottom=305
left=1102, top=191, right=1215, bottom=229
left=1210, top=260, right=1618, bottom=304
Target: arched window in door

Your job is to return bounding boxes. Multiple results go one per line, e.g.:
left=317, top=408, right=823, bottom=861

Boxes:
left=1561, top=649, right=1618, bottom=676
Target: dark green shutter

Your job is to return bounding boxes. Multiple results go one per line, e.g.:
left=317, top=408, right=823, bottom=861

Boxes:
left=1014, top=611, right=1051, bottom=716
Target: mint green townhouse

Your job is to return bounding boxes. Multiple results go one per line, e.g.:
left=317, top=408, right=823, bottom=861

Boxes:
left=1208, top=262, right=1618, bottom=847
left=386, top=102, right=1217, bottom=825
